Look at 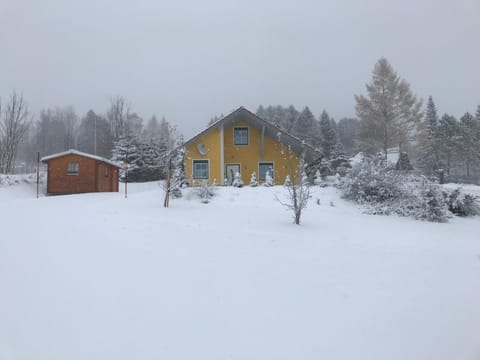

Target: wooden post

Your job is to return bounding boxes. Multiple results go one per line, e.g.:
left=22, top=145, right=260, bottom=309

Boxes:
left=124, top=150, right=128, bottom=199
left=164, top=157, right=172, bottom=208
left=36, top=152, right=40, bottom=198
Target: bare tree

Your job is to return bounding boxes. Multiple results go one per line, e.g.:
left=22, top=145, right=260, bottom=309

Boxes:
left=107, top=96, right=130, bottom=140
left=58, top=106, right=78, bottom=149
left=275, top=148, right=311, bottom=225
left=0, top=92, right=31, bottom=174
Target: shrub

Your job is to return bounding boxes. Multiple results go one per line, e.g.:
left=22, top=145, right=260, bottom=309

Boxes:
left=337, top=155, right=449, bottom=222
left=191, top=180, right=215, bottom=203
left=445, top=188, right=480, bottom=217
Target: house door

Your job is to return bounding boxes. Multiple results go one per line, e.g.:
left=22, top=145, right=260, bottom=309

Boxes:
left=225, top=164, right=240, bottom=185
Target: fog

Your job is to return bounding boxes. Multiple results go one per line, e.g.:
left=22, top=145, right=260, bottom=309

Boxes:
left=1, top=0, right=479, bottom=137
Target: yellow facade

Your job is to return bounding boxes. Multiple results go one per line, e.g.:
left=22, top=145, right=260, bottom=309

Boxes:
left=185, top=119, right=300, bottom=185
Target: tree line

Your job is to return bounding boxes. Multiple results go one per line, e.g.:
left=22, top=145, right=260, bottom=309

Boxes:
left=2, top=57, right=480, bottom=183
left=256, top=58, right=480, bottom=183
left=0, top=95, right=179, bottom=177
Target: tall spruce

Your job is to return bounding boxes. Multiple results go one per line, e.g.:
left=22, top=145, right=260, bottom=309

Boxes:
left=437, top=114, right=461, bottom=175
left=319, top=110, right=337, bottom=158
left=417, top=96, right=440, bottom=176
left=292, top=106, right=316, bottom=146
left=458, top=112, right=480, bottom=178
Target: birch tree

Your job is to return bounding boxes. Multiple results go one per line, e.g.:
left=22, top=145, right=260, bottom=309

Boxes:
left=107, top=96, right=130, bottom=140
left=0, top=92, right=30, bottom=174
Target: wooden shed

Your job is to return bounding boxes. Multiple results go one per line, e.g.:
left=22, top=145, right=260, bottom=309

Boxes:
left=41, top=149, right=121, bottom=195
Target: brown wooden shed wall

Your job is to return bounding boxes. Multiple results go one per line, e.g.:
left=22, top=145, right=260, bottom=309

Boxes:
left=45, top=154, right=119, bottom=195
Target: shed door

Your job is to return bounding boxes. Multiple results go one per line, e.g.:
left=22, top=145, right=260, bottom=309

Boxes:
left=97, top=163, right=113, bottom=192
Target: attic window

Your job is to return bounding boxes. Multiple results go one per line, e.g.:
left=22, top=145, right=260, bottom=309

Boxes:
left=67, top=162, right=79, bottom=175
left=234, top=127, right=249, bottom=145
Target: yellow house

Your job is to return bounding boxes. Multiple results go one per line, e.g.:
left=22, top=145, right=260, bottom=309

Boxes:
left=183, top=106, right=323, bottom=186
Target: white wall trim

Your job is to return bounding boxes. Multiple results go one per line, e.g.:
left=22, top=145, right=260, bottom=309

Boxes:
left=220, top=124, right=224, bottom=185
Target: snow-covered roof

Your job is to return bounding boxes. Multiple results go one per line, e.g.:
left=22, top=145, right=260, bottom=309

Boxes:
left=351, top=148, right=401, bottom=166
left=386, top=148, right=400, bottom=165
left=41, top=149, right=122, bottom=168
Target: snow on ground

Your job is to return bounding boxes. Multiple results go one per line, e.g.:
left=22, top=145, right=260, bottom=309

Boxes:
left=1, top=182, right=480, bottom=360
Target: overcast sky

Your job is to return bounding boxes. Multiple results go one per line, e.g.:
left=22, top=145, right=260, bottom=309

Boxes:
left=1, top=0, right=479, bottom=137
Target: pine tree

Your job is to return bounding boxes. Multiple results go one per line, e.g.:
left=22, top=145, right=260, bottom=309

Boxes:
left=292, top=107, right=316, bottom=145
left=458, top=112, right=480, bottom=178
left=337, top=118, right=360, bottom=156
left=170, top=145, right=186, bottom=198
left=319, top=110, right=338, bottom=159
left=417, top=96, right=440, bottom=176
left=437, top=114, right=461, bottom=176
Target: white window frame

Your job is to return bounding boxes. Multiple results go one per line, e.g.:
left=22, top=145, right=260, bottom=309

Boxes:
left=233, top=127, right=249, bottom=146
left=67, top=162, right=79, bottom=175
left=258, top=162, right=274, bottom=181
left=192, top=159, right=209, bottom=179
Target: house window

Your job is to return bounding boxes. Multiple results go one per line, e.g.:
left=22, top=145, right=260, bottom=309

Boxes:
left=193, top=160, right=209, bottom=179
left=259, top=162, right=274, bottom=181
left=234, top=127, right=249, bottom=145
left=67, top=162, right=79, bottom=175
left=104, top=167, right=109, bottom=177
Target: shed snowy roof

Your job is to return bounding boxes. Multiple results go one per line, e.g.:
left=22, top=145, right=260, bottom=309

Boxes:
left=41, top=149, right=122, bottom=168
left=182, top=106, right=323, bottom=162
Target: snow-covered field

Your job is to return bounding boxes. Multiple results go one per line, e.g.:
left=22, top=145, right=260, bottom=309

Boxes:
left=1, top=182, right=480, bottom=360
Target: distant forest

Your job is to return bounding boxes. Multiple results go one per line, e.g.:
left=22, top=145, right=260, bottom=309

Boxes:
left=1, top=58, right=480, bottom=183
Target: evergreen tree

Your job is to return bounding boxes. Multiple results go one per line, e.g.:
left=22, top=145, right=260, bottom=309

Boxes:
left=437, top=114, right=461, bottom=175
left=319, top=110, right=337, bottom=158
left=292, top=106, right=316, bottom=145
left=337, top=118, right=360, bottom=156
left=170, top=145, right=186, bottom=198
left=458, top=112, right=480, bottom=178
left=417, top=96, right=440, bottom=176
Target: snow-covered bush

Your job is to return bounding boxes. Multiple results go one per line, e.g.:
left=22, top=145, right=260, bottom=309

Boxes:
left=249, top=172, right=258, bottom=187
left=0, top=173, right=46, bottom=186
left=263, top=170, right=274, bottom=187
left=170, top=146, right=187, bottom=198
left=445, top=188, right=480, bottom=217
left=284, top=175, right=291, bottom=186
left=337, top=155, right=449, bottom=222
left=232, top=172, right=243, bottom=187
left=313, top=169, right=328, bottom=187
left=193, top=180, right=215, bottom=203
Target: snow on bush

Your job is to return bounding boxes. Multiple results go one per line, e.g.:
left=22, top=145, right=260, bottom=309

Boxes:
left=337, top=155, right=451, bottom=222
left=232, top=172, right=243, bottom=188
left=446, top=188, right=480, bottom=217
left=0, top=173, right=45, bottom=186
left=190, top=180, right=216, bottom=203
left=263, top=170, right=274, bottom=187
left=249, top=172, right=258, bottom=187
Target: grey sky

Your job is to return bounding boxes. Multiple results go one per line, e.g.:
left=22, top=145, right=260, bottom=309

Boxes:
left=1, top=0, right=479, bottom=137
